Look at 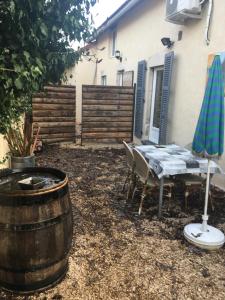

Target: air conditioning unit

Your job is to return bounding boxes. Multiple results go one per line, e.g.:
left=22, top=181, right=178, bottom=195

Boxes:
left=166, top=0, right=202, bottom=24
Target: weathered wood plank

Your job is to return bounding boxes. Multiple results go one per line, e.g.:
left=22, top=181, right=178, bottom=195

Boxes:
left=82, top=127, right=131, bottom=133
left=33, top=122, right=75, bottom=127
left=82, top=99, right=133, bottom=105
left=82, top=93, right=133, bottom=100
left=34, top=126, right=75, bottom=134
left=82, top=138, right=131, bottom=144
left=82, top=110, right=133, bottom=117
left=82, top=85, right=133, bottom=94
left=82, top=116, right=132, bottom=122
left=33, top=103, right=75, bottom=111
left=35, top=92, right=75, bottom=99
left=33, top=98, right=75, bottom=104
left=33, top=116, right=75, bottom=122
left=42, top=137, right=75, bottom=143
left=83, top=84, right=133, bottom=89
left=33, top=110, right=75, bottom=117
left=39, top=133, right=75, bottom=139
left=82, top=105, right=133, bottom=111
left=82, top=132, right=131, bottom=138
left=82, top=122, right=132, bottom=128
left=82, top=84, right=134, bottom=92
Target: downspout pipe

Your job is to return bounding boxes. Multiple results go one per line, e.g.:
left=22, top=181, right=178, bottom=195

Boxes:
left=205, top=0, right=213, bottom=45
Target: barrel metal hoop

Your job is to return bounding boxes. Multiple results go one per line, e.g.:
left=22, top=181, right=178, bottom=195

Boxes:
left=0, top=262, right=68, bottom=293
left=0, top=184, right=68, bottom=206
left=0, top=253, right=71, bottom=273
left=0, top=209, right=72, bottom=231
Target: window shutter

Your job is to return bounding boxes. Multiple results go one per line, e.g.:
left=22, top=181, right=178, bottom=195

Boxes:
left=134, top=60, right=147, bottom=138
left=159, top=51, right=174, bottom=144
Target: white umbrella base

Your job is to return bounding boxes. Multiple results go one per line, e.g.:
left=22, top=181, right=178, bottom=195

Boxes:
left=184, top=223, right=225, bottom=250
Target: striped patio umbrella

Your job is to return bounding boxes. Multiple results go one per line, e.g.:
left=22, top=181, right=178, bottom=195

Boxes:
left=192, top=55, right=224, bottom=157
left=184, top=55, right=225, bottom=249
left=193, top=55, right=224, bottom=233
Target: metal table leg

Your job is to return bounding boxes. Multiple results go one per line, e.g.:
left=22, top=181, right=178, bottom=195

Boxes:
left=158, top=177, right=164, bottom=218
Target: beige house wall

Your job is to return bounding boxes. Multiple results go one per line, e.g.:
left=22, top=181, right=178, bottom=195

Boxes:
left=68, top=0, right=225, bottom=188
left=0, top=135, right=9, bottom=168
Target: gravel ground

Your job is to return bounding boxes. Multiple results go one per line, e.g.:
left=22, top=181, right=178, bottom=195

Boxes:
left=1, top=145, right=225, bottom=300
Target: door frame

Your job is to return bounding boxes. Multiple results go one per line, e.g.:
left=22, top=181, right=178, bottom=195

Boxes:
left=149, top=66, right=164, bottom=144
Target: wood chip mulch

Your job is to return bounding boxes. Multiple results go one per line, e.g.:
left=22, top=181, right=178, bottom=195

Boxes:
left=1, top=145, right=225, bottom=300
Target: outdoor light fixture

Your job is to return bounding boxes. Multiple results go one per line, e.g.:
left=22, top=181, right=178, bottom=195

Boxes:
left=115, top=50, right=122, bottom=62
left=161, top=37, right=174, bottom=48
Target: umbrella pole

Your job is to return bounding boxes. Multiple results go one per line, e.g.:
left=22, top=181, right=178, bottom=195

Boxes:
left=201, top=159, right=211, bottom=232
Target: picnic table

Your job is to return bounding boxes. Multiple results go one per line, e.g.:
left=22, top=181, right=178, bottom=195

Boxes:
left=135, top=144, right=223, bottom=217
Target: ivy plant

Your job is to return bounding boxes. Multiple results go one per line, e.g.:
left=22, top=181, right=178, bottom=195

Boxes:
left=0, top=0, right=96, bottom=135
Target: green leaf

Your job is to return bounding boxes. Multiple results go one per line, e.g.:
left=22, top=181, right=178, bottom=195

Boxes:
left=22, top=71, right=30, bottom=79
left=9, top=1, right=15, bottom=14
left=19, top=10, right=24, bottom=20
left=52, top=26, right=57, bottom=32
left=31, top=81, right=39, bottom=90
left=15, top=78, right=23, bottom=90
left=23, top=51, right=30, bottom=62
left=14, top=64, right=22, bottom=73
left=36, top=57, right=43, bottom=69
left=34, top=66, right=42, bottom=75
left=40, top=23, right=48, bottom=36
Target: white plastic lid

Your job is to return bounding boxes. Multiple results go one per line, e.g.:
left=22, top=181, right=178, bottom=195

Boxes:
left=184, top=223, right=225, bottom=250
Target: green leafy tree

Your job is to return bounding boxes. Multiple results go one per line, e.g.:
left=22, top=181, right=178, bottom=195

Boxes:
left=0, top=0, right=96, bottom=134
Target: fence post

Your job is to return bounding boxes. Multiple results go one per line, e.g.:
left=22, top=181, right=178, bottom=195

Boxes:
left=76, top=83, right=82, bottom=145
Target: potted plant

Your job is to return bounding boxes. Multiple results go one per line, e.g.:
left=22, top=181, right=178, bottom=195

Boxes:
left=4, top=116, right=40, bottom=169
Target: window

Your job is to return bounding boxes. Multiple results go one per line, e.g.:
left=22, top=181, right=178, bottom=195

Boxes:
left=116, top=70, right=124, bottom=86
left=111, top=30, right=117, bottom=57
left=123, top=71, right=134, bottom=86
left=101, top=75, right=107, bottom=86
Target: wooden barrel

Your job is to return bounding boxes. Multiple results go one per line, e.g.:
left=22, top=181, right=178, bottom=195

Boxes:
left=0, top=167, right=73, bottom=293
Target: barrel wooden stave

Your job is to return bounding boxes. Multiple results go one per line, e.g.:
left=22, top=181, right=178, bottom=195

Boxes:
left=0, top=168, right=73, bottom=293
left=0, top=258, right=68, bottom=292
left=0, top=212, right=72, bottom=269
left=0, top=192, right=70, bottom=224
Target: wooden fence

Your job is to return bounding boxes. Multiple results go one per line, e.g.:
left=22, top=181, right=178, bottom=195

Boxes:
left=32, top=85, right=76, bottom=143
left=82, top=85, right=134, bottom=143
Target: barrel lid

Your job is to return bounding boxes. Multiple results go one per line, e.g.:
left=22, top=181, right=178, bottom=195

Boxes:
left=0, top=167, right=67, bottom=196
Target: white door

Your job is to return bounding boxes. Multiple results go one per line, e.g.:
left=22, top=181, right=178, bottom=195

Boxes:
left=149, top=67, right=164, bottom=144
